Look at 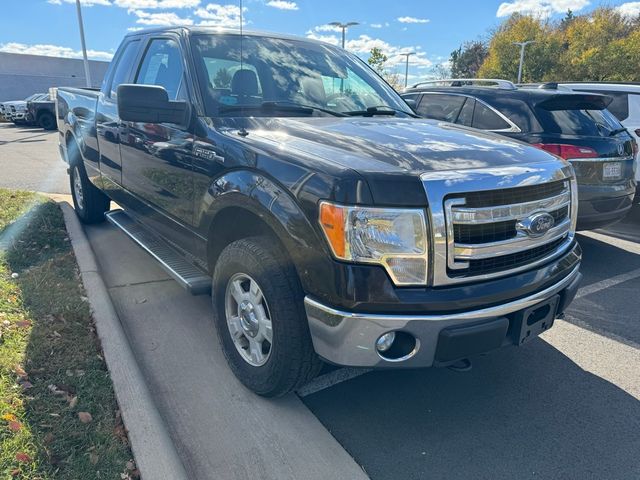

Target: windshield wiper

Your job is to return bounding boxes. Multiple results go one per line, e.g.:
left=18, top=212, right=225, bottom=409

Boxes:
left=218, top=101, right=346, bottom=117
left=608, top=127, right=627, bottom=136
left=344, top=105, right=418, bottom=117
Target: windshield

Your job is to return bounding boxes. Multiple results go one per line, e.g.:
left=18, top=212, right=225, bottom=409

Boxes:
left=190, top=34, right=412, bottom=117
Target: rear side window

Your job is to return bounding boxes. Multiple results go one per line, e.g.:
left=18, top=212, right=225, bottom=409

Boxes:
left=535, top=107, right=623, bottom=136
left=574, top=89, right=629, bottom=121
left=416, top=94, right=466, bottom=122
left=456, top=97, right=474, bottom=126
left=109, top=40, right=140, bottom=98
left=472, top=102, right=511, bottom=130
left=136, top=39, right=185, bottom=100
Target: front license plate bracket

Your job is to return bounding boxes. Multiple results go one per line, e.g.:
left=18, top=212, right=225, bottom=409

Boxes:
left=513, top=295, right=560, bottom=345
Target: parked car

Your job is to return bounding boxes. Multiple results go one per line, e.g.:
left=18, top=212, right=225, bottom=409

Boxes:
left=403, top=79, right=637, bottom=229
left=26, top=93, right=56, bottom=129
left=2, top=93, right=47, bottom=124
left=57, top=29, right=582, bottom=397
left=560, top=82, right=640, bottom=198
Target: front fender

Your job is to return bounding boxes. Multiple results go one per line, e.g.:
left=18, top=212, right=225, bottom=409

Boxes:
left=197, top=169, right=337, bottom=295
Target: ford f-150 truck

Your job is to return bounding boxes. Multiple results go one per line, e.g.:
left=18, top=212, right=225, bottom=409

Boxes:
left=57, top=27, right=582, bottom=397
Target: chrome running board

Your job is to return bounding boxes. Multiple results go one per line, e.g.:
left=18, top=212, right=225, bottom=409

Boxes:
left=105, top=209, right=211, bottom=295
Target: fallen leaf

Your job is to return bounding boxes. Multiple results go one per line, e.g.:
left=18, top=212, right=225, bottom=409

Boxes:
left=89, top=452, right=99, bottom=465
left=8, top=420, right=22, bottom=431
left=78, top=412, right=92, bottom=424
left=126, top=460, right=136, bottom=471
left=1, top=413, right=17, bottom=422
left=68, top=396, right=78, bottom=409
left=15, top=452, right=31, bottom=463
left=15, top=320, right=31, bottom=328
left=14, top=365, right=28, bottom=378
left=11, top=272, right=19, bottom=279
left=19, top=381, right=33, bottom=390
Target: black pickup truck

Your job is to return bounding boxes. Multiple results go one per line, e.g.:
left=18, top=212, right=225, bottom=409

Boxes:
left=57, top=27, right=582, bottom=396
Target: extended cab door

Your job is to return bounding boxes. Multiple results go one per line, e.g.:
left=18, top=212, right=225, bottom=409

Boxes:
left=96, top=38, right=141, bottom=202
left=118, top=35, right=197, bottom=252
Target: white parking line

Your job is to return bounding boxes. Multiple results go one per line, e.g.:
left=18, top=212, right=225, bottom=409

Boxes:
left=297, top=367, right=372, bottom=398
left=576, top=267, right=640, bottom=299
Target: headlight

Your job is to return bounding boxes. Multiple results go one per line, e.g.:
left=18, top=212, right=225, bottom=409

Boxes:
left=319, top=201, right=428, bottom=285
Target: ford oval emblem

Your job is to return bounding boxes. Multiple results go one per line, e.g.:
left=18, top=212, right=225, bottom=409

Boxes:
left=517, top=212, right=555, bottom=237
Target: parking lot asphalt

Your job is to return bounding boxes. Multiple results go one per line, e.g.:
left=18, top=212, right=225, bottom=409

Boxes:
left=0, top=122, right=69, bottom=194
left=1, top=121, right=639, bottom=479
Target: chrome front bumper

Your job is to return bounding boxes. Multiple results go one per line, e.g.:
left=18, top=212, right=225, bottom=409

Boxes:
left=305, top=265, right=581, bottom=368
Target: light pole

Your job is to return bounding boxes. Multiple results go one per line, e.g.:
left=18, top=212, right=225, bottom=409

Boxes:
left=329, top=21, right=359, bottom=49
left=399, top=52, right=415, bottom=88
left=75, top=0, right=92, bottom=87
left=513, top=40, right=535, bottom=84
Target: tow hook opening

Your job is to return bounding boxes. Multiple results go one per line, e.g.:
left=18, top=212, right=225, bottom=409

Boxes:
left=376, top=331, right=418, bottom=362
left=447, top=358, right=473, bottom=372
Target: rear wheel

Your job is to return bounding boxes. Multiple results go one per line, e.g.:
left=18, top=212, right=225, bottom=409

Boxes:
left=38, top=112, right=56, bottom=130
left=212, top=236, right=322, bottom=397
left=70, top=162, right=110, bottom=224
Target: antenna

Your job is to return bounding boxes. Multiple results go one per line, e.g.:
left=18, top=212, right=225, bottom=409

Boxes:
left=237, top=0, right=249, bottom=137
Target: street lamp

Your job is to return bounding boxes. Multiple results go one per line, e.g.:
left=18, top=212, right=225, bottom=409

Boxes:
left=329, top=21, right=359, bottom=49
left=399, top=52, right=415, bottom=88
left=75, top=0, right=92, bottom=87
left=513, top=40, right=535, bottom=84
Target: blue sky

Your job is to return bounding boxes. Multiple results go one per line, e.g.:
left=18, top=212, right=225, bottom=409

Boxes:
left=1, top=0, right=638, bottom=82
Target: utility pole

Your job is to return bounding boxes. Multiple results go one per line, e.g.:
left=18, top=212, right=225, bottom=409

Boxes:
left=75, top=0, right=92, bottom=87
left=329, top=21, right=359, bottom=49
left=513, top=40, right=535, bottom=84
left=399, top=52, right=415, bottom=88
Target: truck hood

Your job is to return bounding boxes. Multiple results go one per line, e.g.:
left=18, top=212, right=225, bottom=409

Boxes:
left=242, top=116, right=556, bottom=174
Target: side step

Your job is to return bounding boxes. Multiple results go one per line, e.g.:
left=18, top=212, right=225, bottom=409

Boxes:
left=105, top=210, right=211, bottom=295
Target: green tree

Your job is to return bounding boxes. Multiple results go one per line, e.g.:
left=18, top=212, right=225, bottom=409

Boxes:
left=367, top=47, right=403, bottom=90
left=450, top=40, right=488, bottom=78
left=213, top=67, right=232, bottom=88
left=560, top=8, right=637, bottom=81
left=367, top=47, right=388, bottom=73
left=478, top=14, right=564, bottom=82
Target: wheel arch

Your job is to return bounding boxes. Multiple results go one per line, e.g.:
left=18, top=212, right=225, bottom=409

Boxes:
left=202, top=170, right=330, bottom=295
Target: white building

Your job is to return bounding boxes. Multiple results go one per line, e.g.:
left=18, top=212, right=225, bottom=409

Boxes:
left=0, top=52, right=110, bottom=102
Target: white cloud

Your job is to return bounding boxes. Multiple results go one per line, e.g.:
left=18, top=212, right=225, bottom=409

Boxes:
left=305, top=32, right=433, bottom=69
left=114, top=0, right=199, bottom=7
left=305, top=32, right=340, bottom=45
left=266, top=0, right=297, bottom=10
left=616, top=1, right=640, bottom=17
left=311, top=24, right=343, bottom=32
left=370, top=23, right=383, bottom=28
left=194, top=3, right=245, bottom=27
left=47, top=0, right=111, bottom=6
left=397, top=16, right=430, bottom=24
left=0, top=42, right=113, bottom=60
left=496, top=0, right=589, bottom=17
left=132, top=9, right=193, bottom=25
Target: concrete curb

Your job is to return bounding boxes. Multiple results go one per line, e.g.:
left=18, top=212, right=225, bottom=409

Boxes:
left=60, top=202, right=189, bottom=480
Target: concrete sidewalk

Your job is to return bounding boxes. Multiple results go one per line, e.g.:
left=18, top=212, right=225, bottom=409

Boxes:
left=82, top=220, right=368, bottom=480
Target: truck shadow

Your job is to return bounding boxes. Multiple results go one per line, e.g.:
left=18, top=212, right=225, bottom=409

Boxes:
left=303, top=340, right=640, bottom=480
left=571, top=230, right=640, bottom=345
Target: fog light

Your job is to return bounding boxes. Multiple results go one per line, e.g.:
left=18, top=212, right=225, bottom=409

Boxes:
left=376, top=332, right=396, bottom=352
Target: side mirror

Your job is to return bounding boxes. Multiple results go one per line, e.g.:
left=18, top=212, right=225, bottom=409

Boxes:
left=117, top=84, right=187, bottom=124
left=403, top=97, right=417, bottom=111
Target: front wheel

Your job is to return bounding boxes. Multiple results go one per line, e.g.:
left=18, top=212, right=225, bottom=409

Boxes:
left=212, top=236, right=322, bottom=397
left=70, top=162, right=110, bottom=224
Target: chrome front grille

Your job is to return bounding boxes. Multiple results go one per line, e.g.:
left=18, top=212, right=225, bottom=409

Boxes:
left=421, top=161, right=577, bottom=286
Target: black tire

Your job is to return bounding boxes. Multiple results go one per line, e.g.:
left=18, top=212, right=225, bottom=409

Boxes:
left=212, top=236, right=322, bottom=397
left=38, top=112, right=56, bottom=130
left=69, top=161, right=110, bottom=224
